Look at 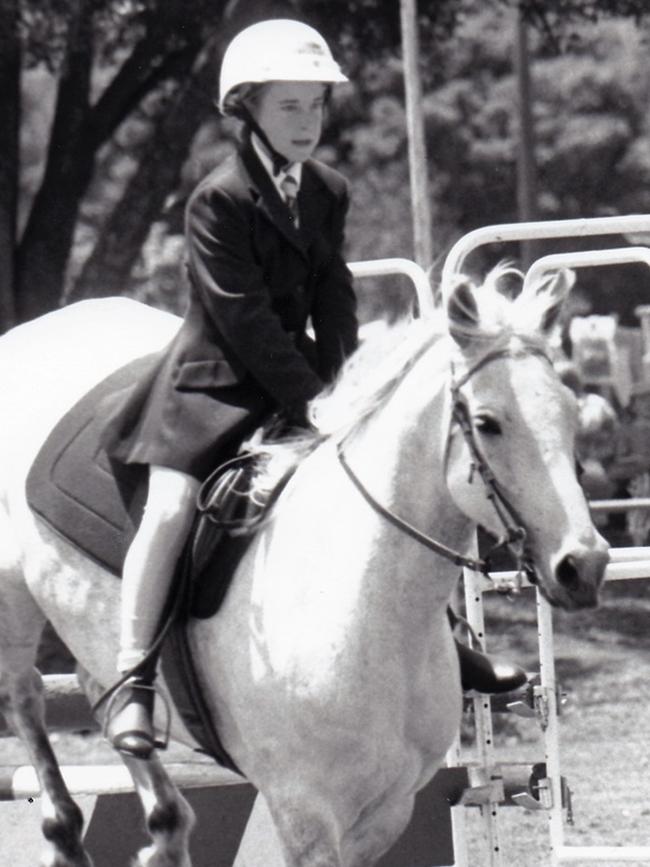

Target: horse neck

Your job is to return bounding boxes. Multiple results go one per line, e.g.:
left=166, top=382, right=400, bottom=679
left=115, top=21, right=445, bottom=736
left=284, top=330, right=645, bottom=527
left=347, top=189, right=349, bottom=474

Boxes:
left=340, top=357, right=476, bottom=612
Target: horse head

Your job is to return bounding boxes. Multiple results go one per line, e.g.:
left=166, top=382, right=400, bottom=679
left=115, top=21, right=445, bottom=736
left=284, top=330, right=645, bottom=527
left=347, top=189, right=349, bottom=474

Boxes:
left=443, top=267, right=609, bottom=610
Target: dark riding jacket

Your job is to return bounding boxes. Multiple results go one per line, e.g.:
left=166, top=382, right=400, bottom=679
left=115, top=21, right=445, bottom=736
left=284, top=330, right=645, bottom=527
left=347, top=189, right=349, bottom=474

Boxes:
left=101, top=136, right=359, bottom=480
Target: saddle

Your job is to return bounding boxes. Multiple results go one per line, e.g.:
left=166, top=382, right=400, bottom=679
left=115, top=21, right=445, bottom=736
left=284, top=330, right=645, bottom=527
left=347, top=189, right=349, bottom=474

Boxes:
left=188, top=450, right=294, bottom=618
left=26, top=356, right=297, bottom=770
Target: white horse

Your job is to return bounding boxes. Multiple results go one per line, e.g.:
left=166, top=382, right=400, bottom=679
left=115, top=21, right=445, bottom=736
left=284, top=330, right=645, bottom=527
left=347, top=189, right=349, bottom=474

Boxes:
left=0, top=267, right=608, bottom=867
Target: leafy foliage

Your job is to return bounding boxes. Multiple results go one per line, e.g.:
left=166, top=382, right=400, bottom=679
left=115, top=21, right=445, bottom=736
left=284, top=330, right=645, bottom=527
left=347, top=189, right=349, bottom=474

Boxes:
left=323, top=6, right=650, bottom=323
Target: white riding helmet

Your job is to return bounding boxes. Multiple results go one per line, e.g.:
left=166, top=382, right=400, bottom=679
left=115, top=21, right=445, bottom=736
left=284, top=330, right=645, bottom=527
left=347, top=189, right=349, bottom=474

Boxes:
left=219, top=19, right=348, bottom=115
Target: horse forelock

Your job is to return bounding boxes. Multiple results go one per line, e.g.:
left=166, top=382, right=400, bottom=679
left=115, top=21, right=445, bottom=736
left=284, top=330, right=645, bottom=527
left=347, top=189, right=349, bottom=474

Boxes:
left=445, top=263, right=561, bottom=355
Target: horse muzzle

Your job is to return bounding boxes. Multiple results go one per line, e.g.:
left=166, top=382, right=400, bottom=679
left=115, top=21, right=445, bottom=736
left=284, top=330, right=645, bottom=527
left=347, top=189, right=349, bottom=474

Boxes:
left=542, top=534, right=610, bottom=610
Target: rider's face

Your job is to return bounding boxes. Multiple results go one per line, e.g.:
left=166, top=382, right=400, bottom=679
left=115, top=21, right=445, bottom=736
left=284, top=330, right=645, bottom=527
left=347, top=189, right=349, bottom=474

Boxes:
left=248, top=81, right=326, bottom=163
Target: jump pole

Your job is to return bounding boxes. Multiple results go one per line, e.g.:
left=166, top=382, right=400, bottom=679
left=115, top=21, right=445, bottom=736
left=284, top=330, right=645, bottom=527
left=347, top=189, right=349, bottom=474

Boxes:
left=12, top=673, right=95, bottom=735
left=0, top=762, right=241, bottom=800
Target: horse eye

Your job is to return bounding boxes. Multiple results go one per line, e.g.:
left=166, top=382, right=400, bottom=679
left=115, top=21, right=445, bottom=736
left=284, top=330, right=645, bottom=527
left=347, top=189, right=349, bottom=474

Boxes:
left=475, top=414, right=502, bottom=436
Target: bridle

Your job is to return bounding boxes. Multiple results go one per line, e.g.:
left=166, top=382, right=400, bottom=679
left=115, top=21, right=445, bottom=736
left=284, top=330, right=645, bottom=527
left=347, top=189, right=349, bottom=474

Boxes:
left=336, top=340, right=553, bottom=583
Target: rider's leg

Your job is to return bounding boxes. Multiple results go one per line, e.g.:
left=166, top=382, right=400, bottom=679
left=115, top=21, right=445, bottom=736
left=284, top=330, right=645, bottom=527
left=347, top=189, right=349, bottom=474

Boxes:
left=109, top=464, right=200, bottom=758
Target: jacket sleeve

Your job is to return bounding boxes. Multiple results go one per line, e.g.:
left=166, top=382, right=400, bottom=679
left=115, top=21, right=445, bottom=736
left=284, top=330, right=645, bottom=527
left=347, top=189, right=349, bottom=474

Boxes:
left=311, top=185, right=359, bottom=382
left=185, top=184, right=324, bottom=409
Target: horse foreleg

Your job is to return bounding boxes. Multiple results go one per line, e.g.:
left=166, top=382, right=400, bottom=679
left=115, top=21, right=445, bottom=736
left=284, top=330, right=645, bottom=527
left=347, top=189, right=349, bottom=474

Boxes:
left=0, top=667, right=93, bottom=867
left=120, top=752, right=196, bottom=867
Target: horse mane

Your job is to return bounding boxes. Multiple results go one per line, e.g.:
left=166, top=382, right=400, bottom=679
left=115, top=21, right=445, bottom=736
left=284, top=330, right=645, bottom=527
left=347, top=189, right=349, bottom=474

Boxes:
left=246, top=263, right=561, bottom=496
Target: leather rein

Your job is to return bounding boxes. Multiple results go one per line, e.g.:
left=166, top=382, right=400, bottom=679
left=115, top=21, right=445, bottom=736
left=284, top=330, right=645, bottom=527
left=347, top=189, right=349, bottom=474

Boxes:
left=336, top=342, right=552, bottom=582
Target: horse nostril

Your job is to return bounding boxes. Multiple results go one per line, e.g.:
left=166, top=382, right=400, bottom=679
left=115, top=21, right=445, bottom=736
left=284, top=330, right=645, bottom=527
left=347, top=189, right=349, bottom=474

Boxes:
left=556, top=555, right=580, bottom=592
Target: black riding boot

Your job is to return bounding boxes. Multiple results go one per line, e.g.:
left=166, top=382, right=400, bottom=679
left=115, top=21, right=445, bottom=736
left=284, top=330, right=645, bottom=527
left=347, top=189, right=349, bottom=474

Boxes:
left=447, top=605, right=526, bottom=694
left=107, top=676, right=156, bottom=759
left=454, top=639, right=527, bottom=694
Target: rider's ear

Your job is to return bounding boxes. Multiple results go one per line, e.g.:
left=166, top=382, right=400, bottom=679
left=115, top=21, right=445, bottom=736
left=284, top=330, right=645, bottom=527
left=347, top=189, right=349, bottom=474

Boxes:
left=535, top=268, right=575, bottom=334
left=447, top=279, right=479, bottom=347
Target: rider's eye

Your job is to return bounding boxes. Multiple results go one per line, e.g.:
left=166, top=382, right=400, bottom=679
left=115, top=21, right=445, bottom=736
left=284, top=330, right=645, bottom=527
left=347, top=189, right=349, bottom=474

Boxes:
left=475, top=414, right=502, bottom=436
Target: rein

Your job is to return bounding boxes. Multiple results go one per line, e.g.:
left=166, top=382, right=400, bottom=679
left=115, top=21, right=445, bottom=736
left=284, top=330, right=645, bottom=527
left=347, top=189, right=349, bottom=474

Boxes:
left=336, top=341, right=552, bottom=581
left=337, top=444, right=485, bottom=572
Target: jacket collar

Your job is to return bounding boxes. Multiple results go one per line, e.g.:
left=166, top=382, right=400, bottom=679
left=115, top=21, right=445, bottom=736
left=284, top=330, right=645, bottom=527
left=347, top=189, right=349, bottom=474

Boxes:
left=239, top=138, right=325, bottom=257
left=250, top=133, right=303, bottom=192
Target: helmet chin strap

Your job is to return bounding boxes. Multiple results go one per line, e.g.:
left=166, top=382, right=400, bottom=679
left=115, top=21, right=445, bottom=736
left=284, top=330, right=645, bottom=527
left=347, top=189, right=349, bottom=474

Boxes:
left=239, top=110, right=290, bottom=176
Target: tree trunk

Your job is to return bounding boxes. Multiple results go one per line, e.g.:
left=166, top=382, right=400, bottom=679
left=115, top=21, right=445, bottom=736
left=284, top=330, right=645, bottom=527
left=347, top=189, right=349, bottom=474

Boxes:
left=69, top=51, right=213, bottom=302
left=14, top=0, right=95, bottom=323
left=13, top=2, right=207, bottom=324
left=0, top=0, right=20, bottom=332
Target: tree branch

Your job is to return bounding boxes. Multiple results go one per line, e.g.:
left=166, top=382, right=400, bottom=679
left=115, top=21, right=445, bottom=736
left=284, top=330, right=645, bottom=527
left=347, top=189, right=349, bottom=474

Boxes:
left=87, top=35, right=201, bottom=148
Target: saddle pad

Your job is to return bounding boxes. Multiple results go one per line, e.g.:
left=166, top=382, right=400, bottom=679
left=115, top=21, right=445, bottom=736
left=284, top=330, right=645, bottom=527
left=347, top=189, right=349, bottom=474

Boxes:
left=26, top=355, right=157, bottom=576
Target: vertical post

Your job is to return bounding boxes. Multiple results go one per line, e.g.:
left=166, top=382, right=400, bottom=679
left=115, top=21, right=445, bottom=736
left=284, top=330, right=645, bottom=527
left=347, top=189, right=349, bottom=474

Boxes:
left=513, top=5, right=538, bottom=269
left=537, top=591, right=564, bottom=867
left=634, top=305, right=650, bottom=382
left=463, top=568, right=502, bottom=867
left=399, top=0, right=433, bottom=268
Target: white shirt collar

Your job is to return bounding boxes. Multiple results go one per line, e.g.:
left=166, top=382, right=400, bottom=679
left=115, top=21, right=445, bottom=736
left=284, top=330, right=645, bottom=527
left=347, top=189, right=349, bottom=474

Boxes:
left=251, top=133, right=302, bottom=194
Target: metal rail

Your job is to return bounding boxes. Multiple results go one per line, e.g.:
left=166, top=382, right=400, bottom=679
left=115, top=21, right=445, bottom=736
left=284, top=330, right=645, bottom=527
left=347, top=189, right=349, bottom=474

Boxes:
left=348, top=257, right=434, bottom=316
left=591, top=498, right=650, bottom=513
left=522, top=246, right=650, bottom=292
left=441, top=214, right=650, bottom=287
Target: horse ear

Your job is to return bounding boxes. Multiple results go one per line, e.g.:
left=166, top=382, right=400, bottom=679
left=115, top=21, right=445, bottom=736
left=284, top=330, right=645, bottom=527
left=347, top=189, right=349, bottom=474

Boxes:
left=447, top=279, right=480, bottom=347
left=534, top=268, right=575, bottom=334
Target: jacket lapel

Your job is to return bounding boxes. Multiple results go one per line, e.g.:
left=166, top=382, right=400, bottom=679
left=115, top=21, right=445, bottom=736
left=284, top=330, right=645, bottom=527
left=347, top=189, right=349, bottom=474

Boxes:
left=239, top=143, right=307, bottom=256
left=296, top=163, right=327, bottom=251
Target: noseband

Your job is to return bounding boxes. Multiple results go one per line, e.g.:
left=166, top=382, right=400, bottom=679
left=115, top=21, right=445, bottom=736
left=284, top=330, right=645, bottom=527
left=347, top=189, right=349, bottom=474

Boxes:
left=336, top=341, right=553, bottom=583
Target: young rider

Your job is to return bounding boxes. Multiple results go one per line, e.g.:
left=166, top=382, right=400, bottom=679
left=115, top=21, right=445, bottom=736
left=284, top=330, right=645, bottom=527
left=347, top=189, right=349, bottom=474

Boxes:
left=103, top=19, right=359, bottom=758
left=104, top=19, right=525, bottom=760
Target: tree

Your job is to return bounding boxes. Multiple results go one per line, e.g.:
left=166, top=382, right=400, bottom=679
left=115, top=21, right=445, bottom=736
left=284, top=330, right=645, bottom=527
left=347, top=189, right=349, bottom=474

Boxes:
left=12, top=0, right=229, bottom=325
left=340, top=6, right=650, bottom=322
left=5, top=0, right=649, bottom=332
left=7, top=0, right=402, bottom=327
